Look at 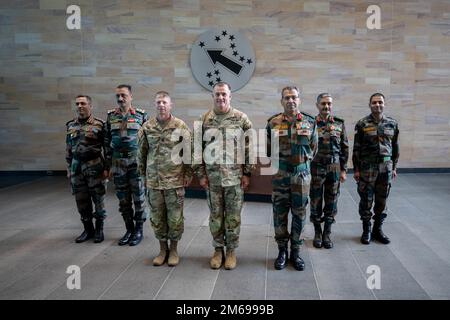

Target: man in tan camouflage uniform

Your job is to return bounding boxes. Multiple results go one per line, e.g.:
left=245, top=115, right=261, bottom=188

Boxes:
left=266, top=86, right=318, bottom=271
left=138, top=91, right=192, bottom=267
left=310, top=93, right=349, bottom=249
left=195, top=82, right=254, bottom=270
left=353, top=93, right=399, bottom=245
left=66, top=95, right=109, bottom=243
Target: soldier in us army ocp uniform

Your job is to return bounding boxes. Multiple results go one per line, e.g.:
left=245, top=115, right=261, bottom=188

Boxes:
left=309, top=93, right=349, bottom=249
left=138, top=91, right=192, bottom=267
left=105, top=84, right=149, bottom=247
left=195, top=82, right=254, bottom=270
left=353, top=93, right=399, bottom=245
left=66, top=95, right=109, bottom=243
left=266, top=86, right=318, bottom=271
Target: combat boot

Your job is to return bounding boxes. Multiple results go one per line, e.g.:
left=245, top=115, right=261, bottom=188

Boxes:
left=129, top=221, right=143, bottom=246
left=210, top=248, right=224, bottom=269
left=118, top=218, right=134, bottom=246
left=322, top=221, right=333, bottom=249
left=224, top=249, right=237, bottom=270
left=168, top=240, right=179, bottom=267
left=360, top=221, right=371, bottom=245
left=153, top=240, right=169, bottom=266
left=75, top=218, right=95, bottom=243
left=290, top=248, right=305, bottom=271
left=274, top=246, right=288, bottom=270
left=372, top=219, right=390, bottom=244
left=313, top=223, right=323, bottom=248
left=94, top=219, right=104, bottom=243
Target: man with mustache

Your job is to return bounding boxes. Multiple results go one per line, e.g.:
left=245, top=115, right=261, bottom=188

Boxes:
left=266, top=86, right=318, bottom=271
left=66, top=95, right=108, bottom=243
left=353, top=93, right=399, bottom=245
left=310, top=93, right=349, bottom=249
left=105, top=84, right=149, bottom=246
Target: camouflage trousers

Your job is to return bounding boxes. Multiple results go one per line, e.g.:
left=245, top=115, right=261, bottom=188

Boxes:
left=357, top=160, right=393, bottom=222
left=70, top=158, right=106, bottom=221
left=112, top=158, right=148, bottom=223
left=310, top=162, right=341, bottom=224
left=147, top=187, right=185, bottom=241
left=272, top=169, right=311, bottom=250
left=206, top=184, right=244, bottom=250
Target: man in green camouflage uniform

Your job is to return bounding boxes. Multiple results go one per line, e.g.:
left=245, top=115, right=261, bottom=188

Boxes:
left=353, top=93, right=399, bottom=245
left=105, top=84, right=149, bottom=247
left=195, top=82, right=254, bottom=270
left=138, top=91, right=192, bottom=267
left=266, top=86, right=318, bottom=271
left=310, top=93, right=349, bottom=249
left=66, top=95, right=109, bottom=243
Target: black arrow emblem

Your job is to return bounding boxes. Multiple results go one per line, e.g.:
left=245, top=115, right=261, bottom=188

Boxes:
left=206, top=49, right=243, bottom=75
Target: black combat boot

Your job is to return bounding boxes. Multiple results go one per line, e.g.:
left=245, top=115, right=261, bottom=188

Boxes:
left=118, top=218, right=134, bottom=246
left=129, top=220, right=143, bottom=246
left=75, top=218, right=95, bottom=243
left=290, top=248, right=305, bottom=271
left=372, top=219, right=390, bottom=244
left=313, top=223, right=323, bottom=248
left=94, top=219, right=104, bottom=243
left=274, top=245, right=288, bottom=270
left=360, top=220, right=371, bottom=245
left=322, top=221, right=333, bottom=249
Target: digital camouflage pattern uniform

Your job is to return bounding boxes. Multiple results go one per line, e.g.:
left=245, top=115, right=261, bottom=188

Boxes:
left=310, top=115, right=349, bottom=224
left=353, top=114, right=399, bottom=222
left=66, top=115, right=108, bottom=223
left=266, top=112, right=318, bottom=250
left=105, top=107, right=149, bottom=224
left=137, top=115, right=192, bottom=241
left=195, top=107, right=254, bottom=250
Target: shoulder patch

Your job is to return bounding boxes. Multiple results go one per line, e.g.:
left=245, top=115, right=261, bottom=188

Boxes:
left=231, top=108, right=245, bottom=118
left=333, top=116, right=344, bottom=123
left=202, top=110, right=214, bottom=122
left=94, top=117, right=105, bottom=124
left=386, top=116, right=398, bottom=123
left=300, top=112, right=315, bottom=120
left=267, top=112, right=282, bottom=123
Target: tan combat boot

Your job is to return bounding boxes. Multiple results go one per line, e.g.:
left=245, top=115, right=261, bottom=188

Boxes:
left=153, top=240, right=168, bottom=266
left=224, top=249, right=237, bottom=270
left=210, top=248, right=224, bottom=269
left=168, top=240, right=179, bottom=267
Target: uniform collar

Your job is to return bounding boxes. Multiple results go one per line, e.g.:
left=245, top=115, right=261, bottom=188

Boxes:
left=157, top=114, right=173, bottom=127
left=114, top=106, right=136, bottom=115
left=76, top=115, right=94, bottom=124
left=316, top=115, right=334, bottom=124
left=213, top=106, right=233, bottom=119
left=369, top=113, right=385, bottom=123
left=282, top=112, right=302, bottom=122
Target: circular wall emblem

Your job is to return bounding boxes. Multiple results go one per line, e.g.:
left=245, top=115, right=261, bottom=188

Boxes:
left=190, top=28, right=256, bottom=92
